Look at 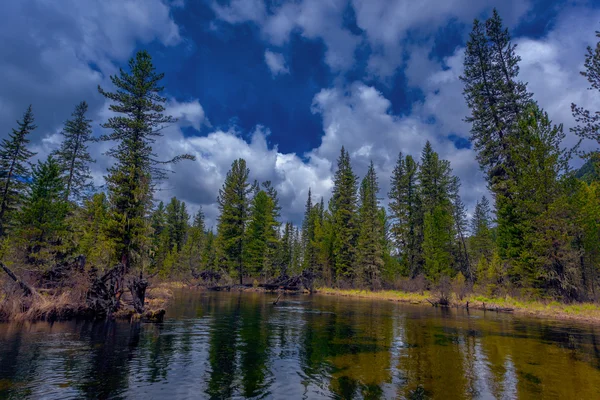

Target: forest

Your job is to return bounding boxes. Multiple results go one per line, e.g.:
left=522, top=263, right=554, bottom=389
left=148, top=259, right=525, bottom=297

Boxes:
left=1, top=10, right=600, bottom=320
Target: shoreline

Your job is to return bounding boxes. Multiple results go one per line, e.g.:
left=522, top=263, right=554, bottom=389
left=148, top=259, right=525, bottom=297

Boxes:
left=315, top=287, right=600, bottom=324
left=0, top=281, right=178, bottom=323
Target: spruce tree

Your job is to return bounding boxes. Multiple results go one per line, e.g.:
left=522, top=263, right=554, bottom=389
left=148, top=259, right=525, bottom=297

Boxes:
left=461, top=10, right=532, bottom=187
left=97, top=50, right=193, bottom=271
left=571, top=30, right=600, bottom=167
left=278, top=222, right=293, bottom=276
left=470, top=196, right=494, bottom=274
left=301, top=188, right=319, bottom=272
left=330, top=147, right=358, bottom=280
left=244, top=190, right=276, bottom=277
left=19, top=156, right=69, bottom=265
left=0, top=105, right=36, bottom=236
left=418, top=142, right=456, bottom=281
left=217, top=158, right=253, bottom=284
left=388, top=152, right=421, bottom=276
left=181, top=208, right=206, bottom=274
left=356, top=161, right=384, bottom=288
left=76, top=192, right=113, bottom=267
left=165, top=197, right=189, bottom=251
left=52, top=101, right=95, bottom=202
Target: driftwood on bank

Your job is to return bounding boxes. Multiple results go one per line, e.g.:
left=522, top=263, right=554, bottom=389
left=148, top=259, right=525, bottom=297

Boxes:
left=86, top=264, right=126, bottom=317
left=127, top=273, right=148, bottom=314
left=38, top=255, right=86, bottom=289
left=204, top=270, right=316, bottom=293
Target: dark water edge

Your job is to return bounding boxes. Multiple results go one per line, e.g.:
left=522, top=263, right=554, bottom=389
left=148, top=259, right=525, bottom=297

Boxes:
left=1, top=290, right=600, bottom=399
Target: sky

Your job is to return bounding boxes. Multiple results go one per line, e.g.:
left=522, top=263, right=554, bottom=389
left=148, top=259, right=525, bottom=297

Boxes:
left=0, top=0, right=599, bottom=229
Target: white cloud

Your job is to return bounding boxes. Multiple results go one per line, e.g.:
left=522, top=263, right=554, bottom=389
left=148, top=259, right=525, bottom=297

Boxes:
left=264, top=50, right=290, bottom=77
left=167, top=99, right=210, bottom=131
left=212, top=0, right=360, bottom=71
left=0, top=0, right=181, bottom=141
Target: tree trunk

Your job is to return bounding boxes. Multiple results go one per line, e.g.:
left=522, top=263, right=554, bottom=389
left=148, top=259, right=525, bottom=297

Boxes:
left=128, top=274, right=148, bottom=314
left=1, top=262, right=40, bottom=298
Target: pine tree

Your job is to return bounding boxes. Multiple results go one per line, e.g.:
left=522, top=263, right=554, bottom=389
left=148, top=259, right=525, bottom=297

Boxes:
left=98, top=50, right=193, bottom=271
left=52, top=101, right=95, bottom=202
left=278, top=222, right=293, bottom=276
left=0, top=105, right=36, bottom=236
left=19, top=156, right=69, bottom=266
left=356, top=161, right=384, bottom=288
left=301, top=188, right=319, bottom=272
left=165, top=197, right=189, bottom=251
left=418, top=142, right=456, bottom=281
left=244, top=190, right=277, bottom=277
left=330, top=147, right=358, bottom=280
left=470, top=196, right=494, bottom=276
left=449, top=176, right=471, bottom=280
left=76, top=192, right=114, bottom=267
left=181, top=208, right=206, bottom=274
left=571, top=30, right=600, bottom=168
left=502, top=104, right=569, bottom=287
left=202, top=230, right=217, bottom=272
left=388, top=152, right=421, bottom=276
left=217, top=158, right=253, bottom=284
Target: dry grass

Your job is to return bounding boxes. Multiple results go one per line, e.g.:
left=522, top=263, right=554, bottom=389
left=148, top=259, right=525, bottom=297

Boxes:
left=0, top=290, right=87, bottom=322
left=317, top=287, right=600, bottom=323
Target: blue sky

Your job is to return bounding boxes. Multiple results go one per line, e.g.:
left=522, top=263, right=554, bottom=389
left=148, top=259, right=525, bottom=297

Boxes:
left=1, top=0, right=599, bottom=227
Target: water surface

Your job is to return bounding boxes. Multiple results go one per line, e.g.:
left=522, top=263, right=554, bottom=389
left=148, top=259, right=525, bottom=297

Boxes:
left=1, top=290, right=599, bottom=399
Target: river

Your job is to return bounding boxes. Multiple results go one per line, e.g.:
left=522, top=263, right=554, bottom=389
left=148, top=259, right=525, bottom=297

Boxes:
left=0, top=290, right=599, bottom=399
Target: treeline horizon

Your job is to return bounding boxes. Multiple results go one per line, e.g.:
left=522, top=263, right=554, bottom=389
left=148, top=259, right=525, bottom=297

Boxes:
left=1, top=9, right=600, bottom=304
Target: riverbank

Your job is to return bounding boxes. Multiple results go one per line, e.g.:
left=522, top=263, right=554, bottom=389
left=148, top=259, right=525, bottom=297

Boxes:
left=0, top=281, right=178, bottom=322
left=316, top=287, right=600, bottom=323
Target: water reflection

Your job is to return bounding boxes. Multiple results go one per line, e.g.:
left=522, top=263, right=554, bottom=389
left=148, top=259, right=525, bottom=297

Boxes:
left=1, top=291, right=600, bottom=399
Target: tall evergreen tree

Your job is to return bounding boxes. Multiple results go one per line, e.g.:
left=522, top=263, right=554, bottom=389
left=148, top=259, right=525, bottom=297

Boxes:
left=181, top=207, right=206, bottom=274
left=470, top=196, right=494, bottom=275
left=52, top=101, right=95, bottom=202
left=217, top=158, right=253, bottom=284
left=77, top=192, right=113, bottom=267
left=165, top=197, right=189, bottom=251
left=330, top=147, right=358, bottom=280
left=278, top=222, right=293, bottom=276
left=419, top=142, right=456, bottom=281
left=461, top=10, right=532, bottom=187
left=302, top=188, right=319, bottom=272
left=571, top=30, right=600, bottom=168
left=19, top=156, right=69, bottom=265
left=388, top=152, right=421, bottom=276
left=244, top=190, right=278, bottom=277
left=502, top=104, right=569, bottom=288
left=356, top=162, right=384, bottom=288
left=449, top=176, right=471, bottom=280
left=0, top=105, right=36, bottom=236
left=98, top=50, right=193, bottom=271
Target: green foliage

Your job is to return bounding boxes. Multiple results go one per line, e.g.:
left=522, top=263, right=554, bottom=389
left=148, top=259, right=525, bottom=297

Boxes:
left=19, top=156, right=70, bottom=266
left=217, top=158, right=253, bottom=283
left=0, top=105, right=37, bottom=236
left=330, top=147, right=358, bottom=280
left=75, top=192, right=114, bottom=268
left=244, top=190, right=279, bottom=277
left=469, top=196, right=494, bottom=279
left=98, top=50, right=193, bottom=271
left=571, top=30, right=600, bottom=160
left=388, top=153, right=421, bottom=276
left=356, top=162, right=384, bottom=288
left=52, top=101, right=95, bottom=202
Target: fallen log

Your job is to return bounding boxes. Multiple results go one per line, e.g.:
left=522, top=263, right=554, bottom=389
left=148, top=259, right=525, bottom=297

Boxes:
left=1, top=262, right=40, bottom=298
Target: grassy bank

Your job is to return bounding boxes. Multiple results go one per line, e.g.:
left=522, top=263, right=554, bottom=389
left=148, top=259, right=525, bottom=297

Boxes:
left=0, top=281, right=177, bottom=323
left=316, top=287, right=600, bottom=323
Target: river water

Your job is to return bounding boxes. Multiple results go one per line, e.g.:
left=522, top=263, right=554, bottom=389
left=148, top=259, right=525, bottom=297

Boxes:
left=1, top=290, right=599, bottom=399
